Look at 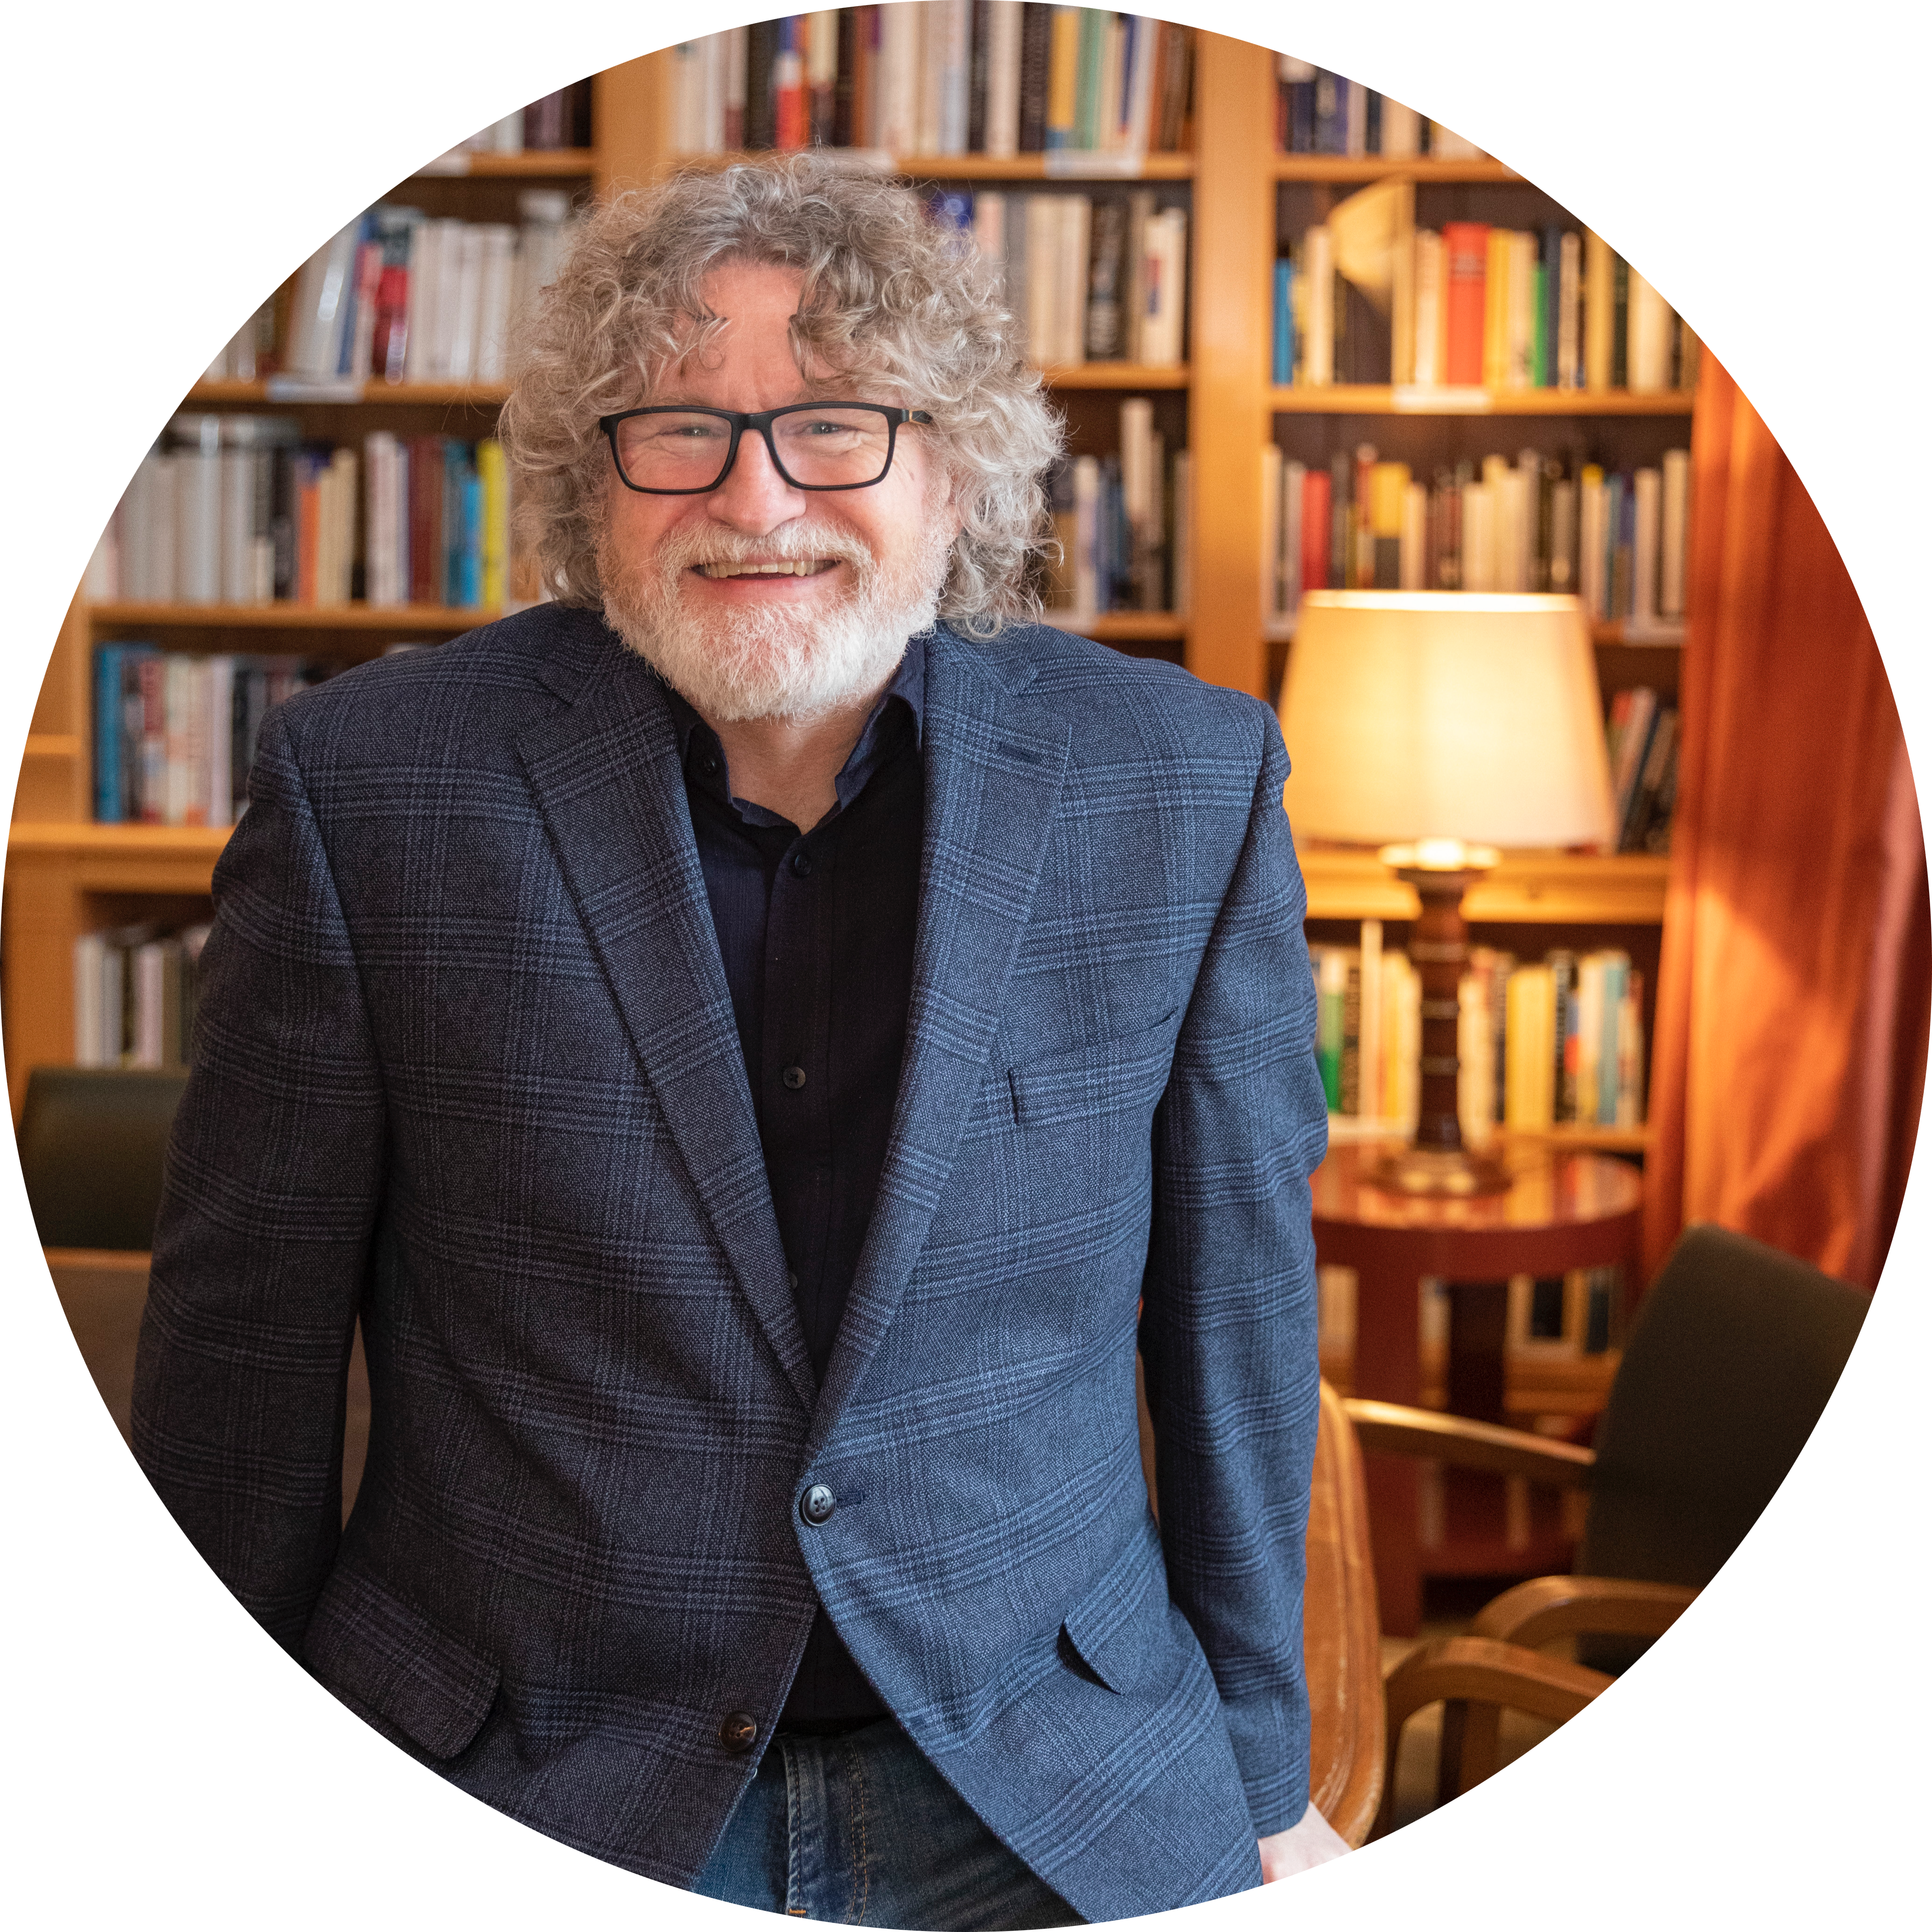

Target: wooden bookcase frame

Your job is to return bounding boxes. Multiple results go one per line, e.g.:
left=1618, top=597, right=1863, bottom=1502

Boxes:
left=5, top=32, right=1684, bottom=1122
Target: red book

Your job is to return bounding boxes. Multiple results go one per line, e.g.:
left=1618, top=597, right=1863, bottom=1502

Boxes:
left=775, top=17, right=806, bottom=149
left=1300, top=466, right=1331, bottom=592
left=408, top=437, right=444, bottom=606
left=373, top=263, right=410, bottom=383
left=296, top=472, right=320, bottom=605
left=1442, top=221, right=1489, bottom=386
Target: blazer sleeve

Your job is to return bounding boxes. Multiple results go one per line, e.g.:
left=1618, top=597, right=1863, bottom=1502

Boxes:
left=131, top=704, right=388, bottom=1654
left=1137, top=704, right=1328, bottom=1839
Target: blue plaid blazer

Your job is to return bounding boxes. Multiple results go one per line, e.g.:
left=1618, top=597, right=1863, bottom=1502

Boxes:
left=133, top=604, right=1328, bottom=1920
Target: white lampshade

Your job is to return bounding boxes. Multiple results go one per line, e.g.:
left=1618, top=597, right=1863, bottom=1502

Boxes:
left=1277, top=592, right=1615, bottom=849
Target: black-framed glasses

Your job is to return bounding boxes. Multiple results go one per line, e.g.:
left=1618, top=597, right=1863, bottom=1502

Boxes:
left=598, top=402, right=934, bottom=495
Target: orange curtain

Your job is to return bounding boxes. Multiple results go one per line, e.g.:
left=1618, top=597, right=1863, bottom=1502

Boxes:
left=1643, top=360, right=1930, bottom=1290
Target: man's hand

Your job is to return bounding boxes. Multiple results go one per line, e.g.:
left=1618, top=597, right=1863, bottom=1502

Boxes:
left=1257, top=1804, right=1350, bottom=1881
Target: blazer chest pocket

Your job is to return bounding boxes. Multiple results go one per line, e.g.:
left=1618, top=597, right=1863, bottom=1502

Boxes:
left=303, top=1562, right=501, bottom=1762
left=1006, top=1012, right=1180, bottom=1132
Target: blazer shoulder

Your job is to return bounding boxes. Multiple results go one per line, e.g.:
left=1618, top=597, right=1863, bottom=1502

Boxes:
left=273, top=603, right=621, bottom=758
left=958, top=619, right=1281, bottom=787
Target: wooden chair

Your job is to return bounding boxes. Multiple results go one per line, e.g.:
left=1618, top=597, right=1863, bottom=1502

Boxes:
left=1349, top=1223, right=1869, bottom=1835
left=1138, top=1370, right=1384, bottom=1846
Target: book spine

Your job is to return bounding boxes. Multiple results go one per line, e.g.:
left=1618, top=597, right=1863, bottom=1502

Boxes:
left=1441, top=222, right=1487, bottom=386
left=1659, top=447, right=1690, bottom=618
left=1017, top=4, right=1051, bottom=152
left=1300, top=224, right=1333, bottom=386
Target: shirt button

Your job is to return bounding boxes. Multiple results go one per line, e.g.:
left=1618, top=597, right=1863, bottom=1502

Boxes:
left=787, top=1269, right=799, bottom=1290
left=800, top=1484, right=836, bottom=1526
left=782, top=1065, right=807, bottom=1091
left=702, top=754, right=721, bottom=776
left=719, top=1712, right=759, bottom=1755
left=790, top=851, right=812, bottom=878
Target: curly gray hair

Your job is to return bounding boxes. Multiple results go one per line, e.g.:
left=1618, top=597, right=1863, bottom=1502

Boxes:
left=499, top=152, right=1064, bottom=636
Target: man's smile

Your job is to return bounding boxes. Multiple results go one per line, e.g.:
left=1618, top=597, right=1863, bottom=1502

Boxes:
left=693, top=559, right=842, bottom=579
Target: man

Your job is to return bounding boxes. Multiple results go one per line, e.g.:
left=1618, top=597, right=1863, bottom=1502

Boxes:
left=133, top=154, right=1342, bottom=1925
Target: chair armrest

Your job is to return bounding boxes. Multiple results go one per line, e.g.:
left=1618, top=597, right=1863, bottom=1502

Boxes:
left=1374, top=1636, right=1612, bottom=1839
left=1343, top=1398, right=1597, bottom=1487
left=1469, top=1574, right=1698, bottom=1649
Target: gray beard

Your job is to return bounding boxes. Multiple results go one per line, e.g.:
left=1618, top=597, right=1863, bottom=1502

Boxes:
left=599, top=518, right=950, bottom=724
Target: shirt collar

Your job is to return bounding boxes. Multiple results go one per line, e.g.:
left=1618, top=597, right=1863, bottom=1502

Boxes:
left=663, top=630, right=929, bottom=827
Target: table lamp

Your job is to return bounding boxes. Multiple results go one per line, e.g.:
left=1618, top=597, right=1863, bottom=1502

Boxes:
left=1277, top=591, right=1615, bottom=1197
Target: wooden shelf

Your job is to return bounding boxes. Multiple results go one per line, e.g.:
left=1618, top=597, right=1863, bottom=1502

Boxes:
left=1301, top=848, right=1669, bottom=925
left=1272, top=156, right=1519, bottom=183
left=411, top=149, right=594, bottom=178
left=1052, top=611, right=1187, bottom=642
left=1036, top=363, right=1188, bottom=389
left=667, top=148, right=1192, bottom=181
left=185, top=380, right=510, bottom=408
left=1270, top=618, right=1682, bottom=649
left=1269, top=386, right=1697, bottom=416
left=87, top=601, right=494, bottom=632
left=1325, top=1116, right=1650, bottom=1155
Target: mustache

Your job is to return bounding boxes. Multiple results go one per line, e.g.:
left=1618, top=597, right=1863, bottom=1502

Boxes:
left=648, top=521, right=877, bottom=576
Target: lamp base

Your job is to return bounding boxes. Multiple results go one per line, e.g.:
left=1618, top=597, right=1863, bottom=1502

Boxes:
left=1365, top=1144, right=1514, bottom=1199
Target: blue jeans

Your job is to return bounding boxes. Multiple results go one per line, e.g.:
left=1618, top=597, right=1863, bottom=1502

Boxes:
left=693, top=1720, right=1082, bottom=1928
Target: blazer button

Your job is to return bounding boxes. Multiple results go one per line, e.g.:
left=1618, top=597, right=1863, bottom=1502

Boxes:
left=782, top=1065, right=807, bottom=1090
left=719, top=1712, right=759, bottom=1754
left=800, top=1483, right=836, bottom=1526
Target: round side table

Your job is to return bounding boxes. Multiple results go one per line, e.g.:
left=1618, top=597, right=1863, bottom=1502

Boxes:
left=1311, top=1139, right=1643, bottom=1636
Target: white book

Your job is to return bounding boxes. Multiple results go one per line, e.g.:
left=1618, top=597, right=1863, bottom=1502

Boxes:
left=985, top=1, right=1022, bottom=156
left=445, top=223, right=486, bottom=381
left=1660, top=448, right=1690, bottom=618
left=286, top=219, right=361, bottom=379
left=1557, top=231, right=1582, bottom=389
left=1628, top=268, right=1673, bottom=391
left=1025, top=196, right=1058, bottom=366
left=1428, top=122, right=1483, bottom=161
left=680, top=44, right=712, bottom=149
left=1517, top=448, right=1541, bottom=591
left=204, top=656, right=232, bottom=826
left=490, top=109, right=524, bottom=154
left=1057, top=195, right=1092, bottom=366
left=85, top=517, right=120, bottom=602
left=1344, top=78, right=1368, bottom=156
left=703, top=33, right=729, bottom=152
left=1301, top=225, right=1333, bottom=386
left=1380, top=100, right=1421, bottom=158
left=121, top=456, right=154, bottom=601
left=1141, top=207, right=1186, bottom=367
left=1282, top=458, right=1305, bottom=614
left=134, top=940, right=166, bottom=1067
left=938, top=0, right=971, bottom=154
left=1121, top=15, right=1156, bottom=155
left=403, top=219, right=441, bottom=382
left=1632, top=466, right=1662, bottom=624
left=219, top=440, right=253, bottom=604
left=174, top=415, right=222, bottom=606
left=475, top=225, right=518, bottom=381
left=972, top=190, right=1006, bottom=277
left=74, top=934, right=105, bottom=1066
left=148, top=451, right=179, bottom=603
left=1072, top=454, right=1101, bottom=617
left=1460, top=479, right=1495, bottom=592
left=1400, top=480, right=1427, bottom=590
left=366, top=432, right=396, bottom=606
left=330, top=447, right=358, bottom=604
left=879, top=2, right=920, bottom=154
left=1496, top=467, right=1528, bottom=592
left=1409, top=230, right=1443, bottom=387
left=914, top=2, right=943, bottom=154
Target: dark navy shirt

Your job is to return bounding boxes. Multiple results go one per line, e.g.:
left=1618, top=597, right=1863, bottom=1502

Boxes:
left=664, top=637, right=926, bottom=1728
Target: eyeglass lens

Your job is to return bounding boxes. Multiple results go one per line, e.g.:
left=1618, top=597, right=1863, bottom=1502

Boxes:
left=611, top=407, right=898, bottom=491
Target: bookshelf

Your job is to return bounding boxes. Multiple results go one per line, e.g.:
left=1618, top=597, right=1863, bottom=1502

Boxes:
left=7, top=26, right=1692, bottom=1124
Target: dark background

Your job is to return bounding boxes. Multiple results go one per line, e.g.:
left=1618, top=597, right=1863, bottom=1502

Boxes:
left=15, top=15, right=1916, bottom=1909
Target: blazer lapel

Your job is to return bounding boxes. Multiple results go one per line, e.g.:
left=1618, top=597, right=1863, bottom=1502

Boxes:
left=515, top=635, right=816, bottom=1413
left=807, top=628, right=1071, bottom=1453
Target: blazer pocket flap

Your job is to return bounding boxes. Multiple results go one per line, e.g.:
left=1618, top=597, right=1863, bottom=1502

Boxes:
left=1008, top=1013, right=1180, bottom=1129
left=1060, top=1518, right=1168, bottom=1695
left=304, top=1564, right=500, bottom=1762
